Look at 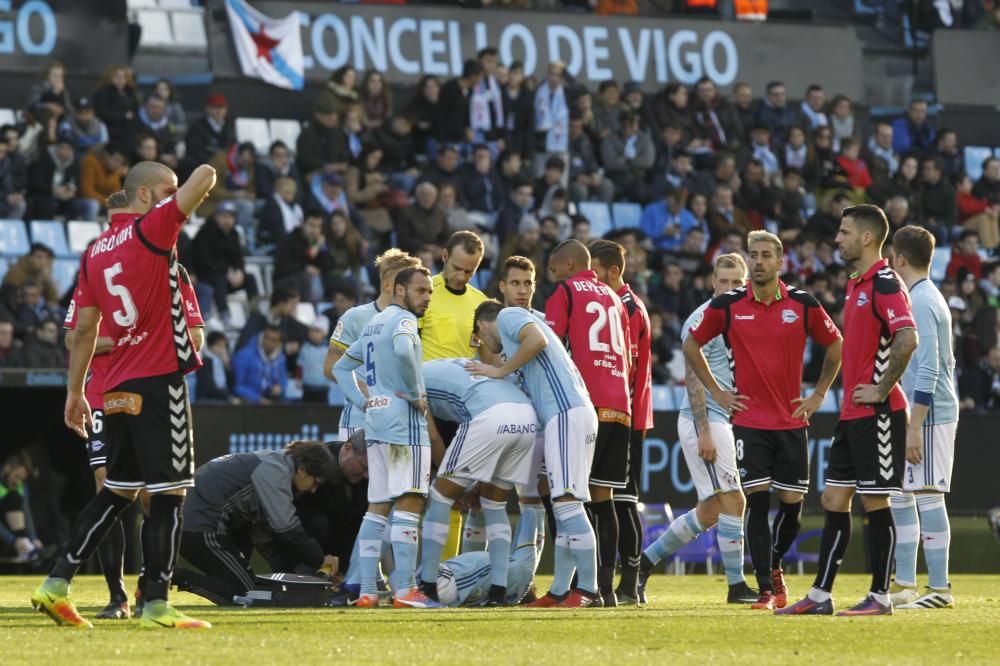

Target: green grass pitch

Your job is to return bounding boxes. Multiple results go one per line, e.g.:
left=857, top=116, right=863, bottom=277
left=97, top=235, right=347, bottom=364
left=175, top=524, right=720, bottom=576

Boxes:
left=3, top=574, right=1000, bottom=664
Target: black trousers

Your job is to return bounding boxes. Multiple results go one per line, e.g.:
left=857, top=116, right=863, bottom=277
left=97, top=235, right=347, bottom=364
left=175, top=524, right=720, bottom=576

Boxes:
left=176, top=530, right=256, bottom=606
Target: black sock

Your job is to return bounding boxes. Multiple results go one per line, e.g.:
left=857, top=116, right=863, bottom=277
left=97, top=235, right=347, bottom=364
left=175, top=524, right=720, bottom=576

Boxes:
left=137, top=517, right=148, bottom=598
left=97, top=518, right=128, bottom=603
left=51, top=489, right=133, bottom=582
left=540, top=495, right=557, bottom=551
left=812, top=510, right=852, bottom=593
left=639, top=552, right=655, bottom=576
left=746, top=492, right=772, bottom=591
left=771, top=500, right=803, bottom=570
left=614, top=500, right=642, bottom=595
left=866, top=507, right=895, bottom=596
left=142, top=494, right=185, bottom=602
left=587, top=500, right=619, bottom=594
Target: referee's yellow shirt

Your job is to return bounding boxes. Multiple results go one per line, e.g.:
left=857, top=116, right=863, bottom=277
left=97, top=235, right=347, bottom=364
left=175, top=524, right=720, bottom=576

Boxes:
left=419, top=273, right=487, bottom=360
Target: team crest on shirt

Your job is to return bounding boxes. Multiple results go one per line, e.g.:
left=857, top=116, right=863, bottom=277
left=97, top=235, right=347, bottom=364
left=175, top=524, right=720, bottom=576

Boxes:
left=332, top=320, right=344, bottom=339
left=399, top=318, right=414, bottom=329
left=690, top=311, right=704, bottom=330
left=825, top=318, right=837, bottom=333
left=781, top=309, right=799, bottom=324
left=856, top=291, right=869, bottom=307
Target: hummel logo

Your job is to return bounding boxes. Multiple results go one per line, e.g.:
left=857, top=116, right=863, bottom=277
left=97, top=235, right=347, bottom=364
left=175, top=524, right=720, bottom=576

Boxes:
left=734, top=314, right=755, bottom=321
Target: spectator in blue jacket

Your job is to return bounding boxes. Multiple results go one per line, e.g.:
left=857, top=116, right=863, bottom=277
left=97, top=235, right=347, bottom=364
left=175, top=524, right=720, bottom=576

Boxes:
left=641, top=189, right=700, bottom=253
left=892, top=99, right=936, bottom=156
left=232, top=325, right=288, bottom=405
left=754, top=81, right=797, bottom=146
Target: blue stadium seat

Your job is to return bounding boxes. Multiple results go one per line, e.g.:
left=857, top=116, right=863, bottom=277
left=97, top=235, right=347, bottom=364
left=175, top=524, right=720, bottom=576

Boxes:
left=0, top=219, right=29, bottom=257
left=930, top=246, right=951, bottom=283
left=671, top=385, right=687, bottom=410
left=52, top=258, right=78, bottom=294
left=964, top=146, right=994, bottom=181
left=611, top=202, right=642, bottom=230
left=651, top=385, right=673, bottom=411
left=30, top=220, right=72, bottom=258
left=67, top=221, right=102, bottom=255
left=577, top=202, right=613, bottom=238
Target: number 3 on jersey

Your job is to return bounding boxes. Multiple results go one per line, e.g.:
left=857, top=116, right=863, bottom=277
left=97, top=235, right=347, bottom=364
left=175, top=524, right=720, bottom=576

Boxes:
left=586, top=301, right=625, bottom=355
left=365, top=341, right=376, bottom=386
left=103, top=262, right=137, bottom=327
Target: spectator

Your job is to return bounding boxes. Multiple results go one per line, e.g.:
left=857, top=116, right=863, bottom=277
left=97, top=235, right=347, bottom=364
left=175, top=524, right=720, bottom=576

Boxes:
left=314, top=65, right=358, bottom=120
left=803, top=126, right=838, bottom=191
left=533, top=61, right=569, bottom=177
left=344, top=144, right=392, bottom=238
left=885, top=195, right=913, bottom=238
left=257, top=175, right=304, bottom=250
left=975, top=3, right=1000, bottom=29
left=601, top=110, right=655, bottom=202
left=129, top=93, right=179, bottom=165
left=57, top=96, right=107, bottom=156
left=568, top=113, right=613, bottom=203
left=869, top=153, right=922, bottom=216
left=706, top=183, right=752, bottom=242
left=786, top=234, right=822, bottom=281
left=495, top=178, right=535, bottom=243
left=956, top=173, right=1000, bottom=250
left=497, top=150, right=528, bottom=195
left=438, top=182, right=471, bottom=234
left=299, top=316, right=332, bottom=404
left=731, top=82, right=756, bottom=144
left=649, top=83, right=696, bottom=142
left=27, top=135, right=96, bottom=220
left=154, top=78, right=188, bottom=137
left=0, top=135, right=27, bottom=220
left=686, top=192, right=712, bottom=243
left=79, top=143, right=127, bottom=212
left=973, top=157, right=1000, bottom=205
left=131, top=133, right=160, bottom=166
left=919, top=156, right=956, bottom=242
left=571, top=216, right=592, bottom=244
left=620, top=81, right=646, bottom=123
left=26, top=61, right=73, bottom=113
left=776, top=167, right=810, bottom=235
left=540, top=188, right=573, bottom=238
left=835, top=136, right=873, bottom=192
left=274, top=211, right=336, bottom=302
left=804, top=190, right=851, bottom=240
left=692, top=77, right=742, bottom=153
left=190, top=202, right=259, bottom=320
left=359, top=70, right=392, bottom=130
left=0, top=452, right=44, bottom=561
left=196, top=331, right=236, bottom=403
left=648, top=261, right=687, bottom=331
left=235, top=286, right=307, bottom=353
left=740, top=158, right=778, bottom=219
left=754, top=80, right=797, bottom=145
left=92, top=64, right=138, bottom=144
left=435, top=59, right=482, bottom=147
left=782, top=126, right=809, bottom=171
left=747, top=124, right=780, bottom=179
left=935, top=128, right=963, bottom=179
left=947, top=230, right=983, bottom=280
left=18, top=104, right=58, bottom=164
left=827, top=94, right=855, bottom=151
left=891, top=99, right=936, bottom=155
left=959, top=347, right=1000, bottom=411
left=326, top=210, right=365, bottom=284
left=0, top=320, right=24, bottom=367
left=374, top=114, right=419, bottom=192
left=22, top=319, right=63, bottom=368
left=184, top=94, right=236, bottom=170
left=205, top=141, right=258, bottom=243
left=692, top=151, right=739, bottom=198
left=469, top=47, right=505, bottom=153
left=326, top=284, right=357, bottom=335
left=650, top=123, right=686, bottom=194
left=404, top=75, right=440, bottom=158
left=641, top=189, right=699, bottom=253
left=15, top=280, right=57, bottom=336
left=647, top=307, right=674, bottom=384
left=863, top=122, right=899, bottom=183
left=494, top=216, right=545, bottom=285
left=296, top=98, right=350, bottom=177
left=256, top=140, right=303, bottom=201
left=397, top=182, right=449, bottom=254
left=503, top=62, right=534, bottom=160
left=340, top=105, right=370, bottom=164
left=659, top=149, right=697, bottom=199
left=2, top=243, right=58, bottom=308
left=418, top=143, right=462, bottom=192
left=666, top=227, right=709, bottom=276
left=232, top=324, right=288, bottom=405
left=592, top=80, right=622, bottom=143
left=532, top=156, right=565, bottom=217
left=795, top=84, right=829, bottom=133
left=458, top=144, right=504, bottom=216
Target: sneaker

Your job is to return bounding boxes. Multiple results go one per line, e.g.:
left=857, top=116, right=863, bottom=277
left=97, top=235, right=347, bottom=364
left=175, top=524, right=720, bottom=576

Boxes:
left=555, top=589, right=604, bottom=608
left=889, top=581, right=919, bottom=606
left=134, top=585, right=144, bottom=618
left=139, top=600, right=212, bottom=628
left=616, top=593, right=640, bottom=606
left=896, top=588, right=955, bottom=610
left=393, top=589, right=443, bottom=609
left=330, top=590, right=360, bottom=607
left=771, top=568, right=788, bottom=609
left=483, top=585, right=508, bottom=607
left=636, top=569, right=649, bottom=604
left=727, top=581, right=760, bottom=604
left=355, top=594, right=379, bottom=608
left=525, top=591, right=567, bottom=608
left=601, top=591, right=618, bottom=608
left=30, top=580, right=92, bottom=629
left=836, top=595, right=893, bottom=616
left=95, top=600, right=131, bottom=620
left=775, top=595, right=835, bottom=615
left=418, top=580, right=440, bottom=603
left=518, top=584, right=538, bottom=605
left=750, top=590, right=776, bottom=610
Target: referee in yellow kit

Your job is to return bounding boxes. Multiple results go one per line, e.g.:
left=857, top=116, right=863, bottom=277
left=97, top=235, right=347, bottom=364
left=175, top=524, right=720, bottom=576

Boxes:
left=419, top=230, right=488, bottom=557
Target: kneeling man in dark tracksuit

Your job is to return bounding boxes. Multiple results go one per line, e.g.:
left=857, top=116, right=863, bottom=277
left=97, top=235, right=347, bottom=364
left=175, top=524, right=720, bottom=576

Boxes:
left=175, top=440, right=337, bottom=605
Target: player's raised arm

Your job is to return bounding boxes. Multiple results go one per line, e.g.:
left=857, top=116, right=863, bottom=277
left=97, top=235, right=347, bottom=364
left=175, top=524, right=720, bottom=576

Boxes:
left=469, top=321, right=546, bottom=380
left=65, top=304, right=100, bottom=438
left=175, top=164, right=217, bottom=216
left=333, top=342, right=366, bottom=411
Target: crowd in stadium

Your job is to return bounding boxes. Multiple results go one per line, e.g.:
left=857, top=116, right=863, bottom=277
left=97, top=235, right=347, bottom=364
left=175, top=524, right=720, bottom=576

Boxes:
left=2, top=49, right=1000, bottom=410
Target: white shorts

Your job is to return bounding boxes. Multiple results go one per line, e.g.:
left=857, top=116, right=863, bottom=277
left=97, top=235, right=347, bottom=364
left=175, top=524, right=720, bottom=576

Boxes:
left=544, top=405, right=598, bottom=501
left=367, top=441, right=431, bottom=503
left=516, top=433, right=546, bottom=499
left=440, top=403, right=537, bottom=486
left=677, top=415, right=741, bottom=502
left=903, top=421, right=957, bottom=493
left=338, top=426, right=360, bottom=442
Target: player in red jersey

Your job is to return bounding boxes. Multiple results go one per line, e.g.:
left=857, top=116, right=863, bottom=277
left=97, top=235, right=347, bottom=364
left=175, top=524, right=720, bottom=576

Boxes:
left=686, top=230, right=842, bottom=610
left=32, top=162, right=217, bottom=630
left=588, top=239, right=652, bottom=605
left=546, top=239, right=631, bottom=607
left=780, top=205, right=918, bottom=617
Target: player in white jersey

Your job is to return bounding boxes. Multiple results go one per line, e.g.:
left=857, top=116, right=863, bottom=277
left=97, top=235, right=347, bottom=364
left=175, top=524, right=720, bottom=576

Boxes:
left=638, top=253, right=758, bottom=604
left=887, top=226, right=959, bottom=610
left=325, top=249, right=421, bottom=440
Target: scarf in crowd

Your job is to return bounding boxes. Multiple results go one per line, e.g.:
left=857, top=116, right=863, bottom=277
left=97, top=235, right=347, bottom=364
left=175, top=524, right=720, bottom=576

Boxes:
left=695, top=100, right=727, bottom=148
left=138, top=106, right=170, bottom=132
left=310, top=174, right=349, bottom=214
left=799, top=101, right=828, bottom=129
left=752, top=142, right=780, bottom=176
left=866, top=136, right=898, bottom=176
left=784, top=143, right=807, bottom=170
left=225, top=143, right=250, bottom=189
left=534, top=81, right=568, bottom=153
left=275, top=193, right=304, bottom=233
left=470, top=74, right=504, bottom=132
left=831, top=115, right=854, bottom=151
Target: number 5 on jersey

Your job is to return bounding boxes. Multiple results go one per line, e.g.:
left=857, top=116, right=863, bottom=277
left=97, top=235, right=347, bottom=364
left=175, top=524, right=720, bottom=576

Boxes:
left=104, top=262, right=137, bottom=327
left=365, top=341, right=376, bottom=386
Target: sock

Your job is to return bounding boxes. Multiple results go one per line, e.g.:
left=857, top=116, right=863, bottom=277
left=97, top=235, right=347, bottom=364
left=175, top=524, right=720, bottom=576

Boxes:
left=551, top=533, right=572, bottom=596
left=540, top=495, right=558, bottom=549
left=442, top=509, right=463, bottom=559
left=812, top=510, right=852, bottom=593
left=890, top=492, right=919, bottom=587
left=481, top=498, right=512, bottom=588
left=344, top=535, right=361, bottom=588
left=916, top=494, right=951, bottom=590
left=555, top=501, right=597, bottom=594
left=518, top=503, right=546, bottom=555
left=867, top=507, right=895, bottom=596
left=50, top=488, right=133, bottom=583
left=97, top=518, right=128, bottom=603
left=643, top=510, right=705, bottom=565
left=390, top=511, right=421, bottom=595
left=587, top=499, right=619, bottom=594
left=746, top=491, right=772, bottom=590
left=461, top=510, right=487, bottom=553
left=419, top=487, right=453, bottom=585
left=717, top=513, right=747, bottom=585
left=614, top=500, right=642, bottom=595
left=137, top=516, right=147, bottom=597
left=771, top=500, right=802, bottom=570
left=358, top=513, right=388, bottom=595
left=141, top=494, right=185, bottom=602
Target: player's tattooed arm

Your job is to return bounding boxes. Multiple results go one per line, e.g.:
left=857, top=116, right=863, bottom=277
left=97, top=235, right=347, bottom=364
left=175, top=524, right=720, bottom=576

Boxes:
left=684, top=361, right=711, bottom=434
left=854, top=328, right=918, bottom=404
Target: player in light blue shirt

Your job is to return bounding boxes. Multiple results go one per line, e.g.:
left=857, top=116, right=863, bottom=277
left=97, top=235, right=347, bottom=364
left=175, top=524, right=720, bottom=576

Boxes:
left=332, top=266, right=440, bottom=608
left=888, top=227, right=960, bottom=610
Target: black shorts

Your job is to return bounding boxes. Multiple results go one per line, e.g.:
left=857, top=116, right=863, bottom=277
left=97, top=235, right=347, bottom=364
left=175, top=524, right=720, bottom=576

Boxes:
left=825, top=410, right=906, bottom=494
left=733, top=426, right=810, bottom=493
left=615, top=429, right=646, bottom=503
left=104, top=372, right=195, bottom=493
left=589, top=409, right=631, bottom=489
left=87, top=408, right=109, bottom=470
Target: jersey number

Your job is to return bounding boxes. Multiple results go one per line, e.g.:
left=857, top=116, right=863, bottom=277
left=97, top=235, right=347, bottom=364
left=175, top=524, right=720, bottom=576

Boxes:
left=365, top=341, right=376, bottom=387
left=586, top=302, right=625, bottom=356
left=735, top=438, right=744, bottom=461
left=103, top=263, right=137, bottom=327
left=91, top=411, right=103, bottom=435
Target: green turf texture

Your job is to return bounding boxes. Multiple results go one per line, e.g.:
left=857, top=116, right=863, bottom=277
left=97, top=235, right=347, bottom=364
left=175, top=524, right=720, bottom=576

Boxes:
left=3, top=574, right=1000, bottom=664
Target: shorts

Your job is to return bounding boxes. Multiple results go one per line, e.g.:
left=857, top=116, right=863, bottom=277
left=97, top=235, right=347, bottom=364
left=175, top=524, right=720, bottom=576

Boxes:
left=516, top=432, right=546, bottom=499
left=615, top=429, right=646, bottom=504
left=87, top=408, right=108, bottom=470
left=544, top=405, right=598, bottom=501
left=588, top=408, right=632, bottom=489
left=103, top=372, right=195, bottom=493
left=439, top=403, right=537, bottom=486
left=733, top=425, right=809, bottom=494
left=903, top=421, right=957, bottom=493
left=678, top=416, right=741, bottom=501
left=337, top=425, right=360, bottom=442
left=367, top=441, right=430, bottom=503
left=826, top=410, right=907, bottom=494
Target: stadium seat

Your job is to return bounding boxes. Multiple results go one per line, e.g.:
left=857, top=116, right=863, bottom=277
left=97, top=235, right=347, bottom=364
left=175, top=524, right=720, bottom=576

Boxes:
left=236, top=118, right=272, bottom=156
left=577, top=202, right=613, bottom=238
left=671, top=385, right=686, bottom=410
left=817, top=389, right=839, bottom=414
left=126, top=0, right=157, bottom=7
left=964, top=146, right=994, bottom=181
left=781, top=528, right=823, bottom=575
left=67, top=221, right=102, bottom=255
left=157, top=0, right=194, bottom=8
left=29, top=220, right=72, bottom=258
left=295, top=302, right=317, bottom=326
left=269, top=119, right=302, bottom=152
left=136, top=9, right=174, bottom=47
left=611, top=202, right=642, bottom=230
left=930, top=246, right=951, bottom=283
left=0, top=219, right=30, bottom=257
left=225, top=298, right=247, bottom=330
left=651, top=385, right=673, bottom=411
left=52, top=258, right=78, bottom=294
left=171, top=10, right=208, bottom=49
left=245, top=257, right=272, bottom=295
left=640, top=503, right=674, bottom=552
left=672, top=526, right=719, bottom=575
left=0, top=108, right=16, bottom=126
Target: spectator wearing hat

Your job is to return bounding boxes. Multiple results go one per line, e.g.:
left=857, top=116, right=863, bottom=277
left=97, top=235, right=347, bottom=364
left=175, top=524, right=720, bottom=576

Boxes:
left=274, top=210, right=337, bottom=303
left=892, top=98, right=936, bottom=156
left=128, top=93, right=180, bottom=166
left=296, top=97, right=350, bottom=178
left=190, top=201, right=259, bottom=321
left=27, top=134, right=96, bottom=220
left=257, top=175, right=304, bottom=251
left=947, top=230, right=983, bottom=280
left=396, top=182, right=449, bottom=255
left=184, top=93, right=236, bottom=170
left=568, top=112, right=613, bottom=203
left=435, top=59, right=483, bottom=150
left=0, top=137, right=27, bottom=220
left=92, top=64, right=138, bottom=144
left=601, top=110, right=655, bottom=203
left=298, top=315, right=332, bottom=404
left=620, top=81, right=648, bottom=126
left=205, top=141, right=259, bottom=248
left=754, top=80, right=797, bottom=146
left=79, top=143, right=127, bottom=212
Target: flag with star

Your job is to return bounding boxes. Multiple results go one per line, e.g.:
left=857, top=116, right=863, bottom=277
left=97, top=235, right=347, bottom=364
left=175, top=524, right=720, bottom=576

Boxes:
left=225, top=0, right=304, bottom=90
